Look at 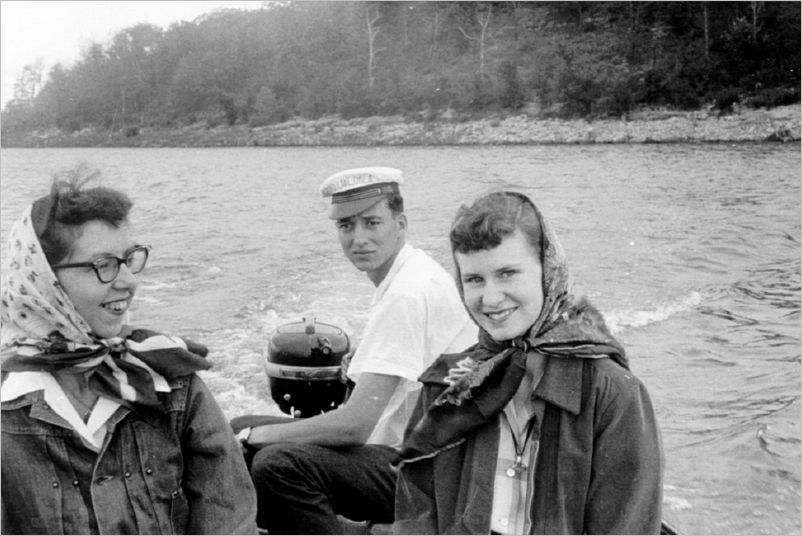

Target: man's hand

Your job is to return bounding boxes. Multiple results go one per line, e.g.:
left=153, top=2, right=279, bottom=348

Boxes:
left=236, top=426, right=252, bottom=455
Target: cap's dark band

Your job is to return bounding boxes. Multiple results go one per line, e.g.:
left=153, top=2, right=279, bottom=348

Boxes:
left=331, top=182, right=399, bottom=204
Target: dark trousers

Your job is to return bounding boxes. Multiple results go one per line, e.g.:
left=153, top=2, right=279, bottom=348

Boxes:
left=249, top=442, right=398, bottom=534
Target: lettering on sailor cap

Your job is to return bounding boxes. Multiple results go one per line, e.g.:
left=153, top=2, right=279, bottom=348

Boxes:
left=319, top=166, right=404, bottom=220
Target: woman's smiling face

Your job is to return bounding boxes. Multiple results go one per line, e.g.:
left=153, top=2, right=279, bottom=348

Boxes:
left=54, top=220, right=139, bottom=338
left=455, top=229, right=544, bottom=341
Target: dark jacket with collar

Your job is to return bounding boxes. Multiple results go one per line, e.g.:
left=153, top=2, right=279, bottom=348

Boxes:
left=394, top=351, right=663, bottom=535
left=1, top=373, right=258, bottom=535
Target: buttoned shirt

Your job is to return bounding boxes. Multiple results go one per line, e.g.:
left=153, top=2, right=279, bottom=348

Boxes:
left=490, top=398, right=546, bottom=534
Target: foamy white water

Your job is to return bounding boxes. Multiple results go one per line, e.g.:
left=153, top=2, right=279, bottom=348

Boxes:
left=606, top=291, right=704, bottom=333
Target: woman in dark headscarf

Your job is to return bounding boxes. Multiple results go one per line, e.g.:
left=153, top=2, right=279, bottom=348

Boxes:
left=1, top=170, right=257, bottom=534
left=394, top=191, right=663, bottom=534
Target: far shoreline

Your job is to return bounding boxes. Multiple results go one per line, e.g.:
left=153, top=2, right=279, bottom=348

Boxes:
left=2, top=103, right=799, bottom=149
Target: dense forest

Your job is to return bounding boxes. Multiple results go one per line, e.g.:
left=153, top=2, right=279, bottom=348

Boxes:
left=2, top=1, right=799, bottom=137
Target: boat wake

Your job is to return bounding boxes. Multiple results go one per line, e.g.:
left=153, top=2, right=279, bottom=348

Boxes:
left=605, top=291, right=703, bottom=334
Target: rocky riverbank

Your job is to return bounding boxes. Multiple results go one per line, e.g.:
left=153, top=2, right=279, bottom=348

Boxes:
left=3, top=104, right=799, bottom=148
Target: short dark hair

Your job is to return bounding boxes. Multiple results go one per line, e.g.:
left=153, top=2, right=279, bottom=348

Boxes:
left=449, top=191, right=542, bottom=256
left=385, top=193, right=404, bottom=216
left=33, top=167, right=133, bottom=265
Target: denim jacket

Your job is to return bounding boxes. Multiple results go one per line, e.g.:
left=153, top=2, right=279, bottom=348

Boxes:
left=1, top=373, right=258, bottom=535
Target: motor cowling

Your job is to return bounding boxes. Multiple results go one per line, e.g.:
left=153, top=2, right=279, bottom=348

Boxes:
left=265, top=317, right=350, bottom=418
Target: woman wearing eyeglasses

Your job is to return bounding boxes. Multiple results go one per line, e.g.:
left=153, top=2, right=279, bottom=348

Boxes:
left=0, top=170, right=257, bottom=534
left=394, top=191, right=664, bottom=534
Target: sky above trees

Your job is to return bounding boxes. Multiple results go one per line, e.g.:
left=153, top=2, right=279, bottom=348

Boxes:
left=0, top=0, right=263, bottom=107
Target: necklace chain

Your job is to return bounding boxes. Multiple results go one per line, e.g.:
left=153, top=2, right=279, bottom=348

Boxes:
left=505, top=416, right=536, bottom=478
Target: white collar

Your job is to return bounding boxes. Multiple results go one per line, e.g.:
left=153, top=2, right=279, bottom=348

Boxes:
left=2, top=371, right=120, bottom=451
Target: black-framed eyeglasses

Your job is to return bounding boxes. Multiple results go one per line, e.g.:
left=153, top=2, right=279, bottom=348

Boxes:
left=52, top=245, right=151, bottom=283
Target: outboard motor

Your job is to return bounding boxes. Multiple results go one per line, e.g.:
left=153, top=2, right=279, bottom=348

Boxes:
left=265, top=317, right=350, bottom=418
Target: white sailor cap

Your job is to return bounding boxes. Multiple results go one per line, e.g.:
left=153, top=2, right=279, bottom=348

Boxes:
left=319, top=166, right=404, bottom=220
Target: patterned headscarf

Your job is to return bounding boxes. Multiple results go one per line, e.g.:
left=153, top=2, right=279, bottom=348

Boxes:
left=399, top=192, right=626, bottom=460
left=1, top=205, right=210, bottom=409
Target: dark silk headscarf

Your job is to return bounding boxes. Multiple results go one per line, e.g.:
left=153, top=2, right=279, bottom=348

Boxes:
left=400, top=193, right=626, bottom=460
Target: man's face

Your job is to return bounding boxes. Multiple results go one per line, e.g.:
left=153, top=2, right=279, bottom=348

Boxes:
left=336, top=198, right=406, bottom=285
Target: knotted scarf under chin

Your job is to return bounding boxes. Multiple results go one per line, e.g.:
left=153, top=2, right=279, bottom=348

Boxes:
left=1, top=327, right=211, bottom=409
left=398, top=297, right=627, bottom=462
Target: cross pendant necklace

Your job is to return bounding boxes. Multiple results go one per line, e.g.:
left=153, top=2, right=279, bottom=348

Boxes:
left=505, top=417, right=536, bottom=478
left=507, top=454, right=527, bottom=477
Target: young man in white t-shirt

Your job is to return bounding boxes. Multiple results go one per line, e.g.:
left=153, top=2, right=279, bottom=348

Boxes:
left=240, top=167, right=476, bottom=533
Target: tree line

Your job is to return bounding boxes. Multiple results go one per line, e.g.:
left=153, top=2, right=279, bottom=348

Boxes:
left=2, top=1, right=799, bottom=137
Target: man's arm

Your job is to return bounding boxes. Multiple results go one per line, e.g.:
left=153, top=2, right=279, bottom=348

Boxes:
left=247, top=372, right=401, bottom=448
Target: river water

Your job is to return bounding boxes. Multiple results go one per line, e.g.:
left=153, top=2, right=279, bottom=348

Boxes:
left=1, top=145, right=799, bottom=534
